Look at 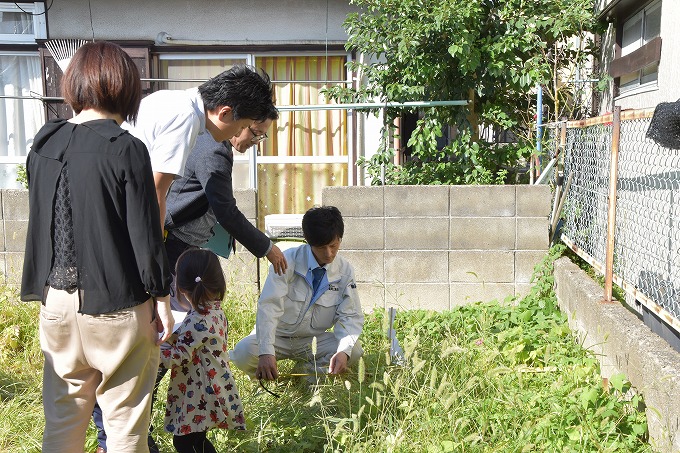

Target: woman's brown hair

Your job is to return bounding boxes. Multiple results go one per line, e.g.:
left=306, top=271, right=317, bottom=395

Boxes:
left=61, top=41, right=142, bottom=122
left=175, top=249, right=226, bottom=313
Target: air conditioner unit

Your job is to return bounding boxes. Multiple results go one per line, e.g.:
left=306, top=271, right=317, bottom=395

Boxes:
left=264, top=214, right=304, bottom=239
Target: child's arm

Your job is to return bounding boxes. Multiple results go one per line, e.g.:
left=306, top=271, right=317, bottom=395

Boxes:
left=159, top=315, right=204, bottom=368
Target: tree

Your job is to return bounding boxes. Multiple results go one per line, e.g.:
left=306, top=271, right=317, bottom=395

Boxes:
left=326, top=0, right=604, bottom=185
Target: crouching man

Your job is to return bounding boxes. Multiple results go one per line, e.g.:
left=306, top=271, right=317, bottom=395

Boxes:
left=231, top=206, right=364, bottom=380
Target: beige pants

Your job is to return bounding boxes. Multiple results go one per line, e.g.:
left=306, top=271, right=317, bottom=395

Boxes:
left=39, top=288, right=159, bottom=453
left=230, top=330, right=363, bottom=378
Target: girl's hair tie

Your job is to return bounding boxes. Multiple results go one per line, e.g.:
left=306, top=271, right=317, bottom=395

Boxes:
left=195, top=276, right=202, bottom=283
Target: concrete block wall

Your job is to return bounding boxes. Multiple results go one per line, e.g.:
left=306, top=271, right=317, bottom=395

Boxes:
left=554, top=257, right=680, bottom=453
left=0, top=189, right=260, bottom=294
left=322, top=185, right=551, bottom=311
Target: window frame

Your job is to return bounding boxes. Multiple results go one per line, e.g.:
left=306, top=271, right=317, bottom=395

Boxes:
left=615, top=0, right=662, bottom=95
left=0, top=2, right=46, bottom=43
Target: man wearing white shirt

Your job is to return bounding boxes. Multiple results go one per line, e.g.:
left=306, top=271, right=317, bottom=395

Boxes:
left=124, top=64, right=277, bottom=228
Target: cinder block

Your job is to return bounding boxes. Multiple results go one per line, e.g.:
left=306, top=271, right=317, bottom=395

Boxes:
left=5, top=252, right=24, bottom=285
left=385, top=217, right=448, bottom=250
left=554, top=257, right=680, bottom=453
left=450, top=217, right=515, bottom=250
left=233, top=189, right=257, bottom=220
left=221, top=252, right=259, bottom=294
left=515, top=250, right=548, bottom=283
left=323, top=186, right=384, bottom=217
left=0, top=222, right=4, bottom=251
left=384, top=283, right=449, bottom=311
left=343, top=217, right=384, bottom=250
left=340, top=250, right=384, bottom=284
left=450, top=282, right=515, bottom=307
left=357, top=282, right=385, bottom=312
left=514, top=283, right=533, bottom=300
left=0, top=253, right=6, bottom=285
left=385, top=251, right=448, bottom=283
left=516, top=217, right=549, bottom=250
left=449, top=250, right=514, bottom=283
left=3, top=220, right=27, bottom=252
left=450, top=186, right=516, bottom=217
left=384, top=185, right=448, bottom=216
left=517, top=185, right=552, bottom=217
left=2, top=189, right=29, bottom=220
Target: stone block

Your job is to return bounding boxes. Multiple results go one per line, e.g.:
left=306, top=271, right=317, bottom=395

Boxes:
left=515, top=250, right=548, bottom=283
left=450, top=217, right=515, bottom=250
left=233, top=189, right=257, bottom=220
left=385, top=217, right=449, bottom=250
left=340, top=250, right=384, bottom=284
left=384, top=283, right=449, bottom=311
left=449, top=250, right=514, bottom=283
left=357, top=282, right=385, bottom=312
left=514, top=283, right=533, bottom=300
left=2, top=189, right=28, bottom=220
left=516, top=217, right=549, bottom=250
left=323, top=186, right=384, bottom=217
left=3, top=220, right=28, bottom=252
left=385, top=251, right=448, bottom=283
left=450, top=282, right=515, bottom=307
left=517, top=184, right=552, bottom=217
left=450, top=185, right=516, bottom=217
left=343, top=217, right=384, bottom=250
left=0, top=254, right=6, bottom=285
left=384, top=185, right=448, bottom=216
left=5, top=252, right=24, bottom=285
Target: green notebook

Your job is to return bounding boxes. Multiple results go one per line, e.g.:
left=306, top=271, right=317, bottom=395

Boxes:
left=204, top=223, right=233, bottom=259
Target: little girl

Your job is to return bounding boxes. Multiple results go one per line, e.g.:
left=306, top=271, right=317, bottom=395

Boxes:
left=160, top=248, right=245, bottom=453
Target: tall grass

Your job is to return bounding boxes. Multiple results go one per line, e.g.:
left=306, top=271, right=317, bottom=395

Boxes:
left=0, top=247, right=651, bottom=452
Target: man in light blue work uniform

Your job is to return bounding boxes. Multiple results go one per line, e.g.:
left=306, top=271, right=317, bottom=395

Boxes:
left=231, top=206, right=364, bottom=379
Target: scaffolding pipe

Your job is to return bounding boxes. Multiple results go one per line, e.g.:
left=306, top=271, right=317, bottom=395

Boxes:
left=1, top=94, right=467, bottom=110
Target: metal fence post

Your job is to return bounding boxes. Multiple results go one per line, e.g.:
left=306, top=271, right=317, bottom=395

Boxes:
left=604, top=106, right=621, bottom=303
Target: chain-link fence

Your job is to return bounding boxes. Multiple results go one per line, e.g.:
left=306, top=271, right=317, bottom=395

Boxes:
left=545, top=108, right=680, bottom=333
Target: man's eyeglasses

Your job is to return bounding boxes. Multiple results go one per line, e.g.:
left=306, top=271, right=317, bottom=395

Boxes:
left=248, top=126, right=268, bottom=144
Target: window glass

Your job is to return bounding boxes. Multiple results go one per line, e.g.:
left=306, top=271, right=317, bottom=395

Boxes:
left=0, top=11, right=33, bottom=35
left=255, top=55, right=348, bottom=218
left=644, top=3, right=662, bottom=43
left=158, top=57, right=247, bottom=90
left=621, top=12, right=642, bottom=56
left=0, top=53, right=44, bottom=187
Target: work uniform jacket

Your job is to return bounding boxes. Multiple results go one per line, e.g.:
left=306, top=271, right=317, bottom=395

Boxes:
left=255, top=244, right=364, bottom=357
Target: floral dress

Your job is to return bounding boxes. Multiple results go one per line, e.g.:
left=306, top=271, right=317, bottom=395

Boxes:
left=160, top=301, right=246, bottom=435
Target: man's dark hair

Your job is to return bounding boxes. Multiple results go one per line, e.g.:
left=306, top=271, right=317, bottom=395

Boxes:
left=198, top=65, right=277, bottom=122
left=62, top=41, right=142, bottom=122
left=302, top=206, right=344, bottom=247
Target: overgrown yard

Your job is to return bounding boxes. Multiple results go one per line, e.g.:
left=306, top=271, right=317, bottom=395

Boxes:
left=0, top=250, right=651, bottom=452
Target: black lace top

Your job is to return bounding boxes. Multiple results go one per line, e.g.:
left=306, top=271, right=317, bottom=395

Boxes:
left=47, top=165, right=78, bottom=291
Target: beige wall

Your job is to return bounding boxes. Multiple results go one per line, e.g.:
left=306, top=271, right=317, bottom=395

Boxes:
left=45, top=0, right=356, bottom=43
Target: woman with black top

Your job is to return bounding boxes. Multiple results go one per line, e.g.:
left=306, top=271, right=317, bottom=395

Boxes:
left=21, top=41, right=173, bottom=453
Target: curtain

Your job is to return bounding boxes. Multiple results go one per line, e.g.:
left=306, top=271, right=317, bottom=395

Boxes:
left=159, top=58, right=247, bottom=90
left=256, top=55, right=348, bottom=218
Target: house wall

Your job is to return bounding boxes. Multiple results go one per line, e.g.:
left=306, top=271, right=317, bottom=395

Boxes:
left=45, top=0, right=356, bottom=43
left=596, top=0, right=680, bottom=113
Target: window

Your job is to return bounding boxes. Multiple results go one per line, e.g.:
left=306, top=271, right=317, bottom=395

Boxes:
left=157, top=53, right=351, bottom=220
left=0, top=3, right=46, bottom=188
left=619, top=0, right=661, bottom=92
left=0, top=2, right=46, bottom=42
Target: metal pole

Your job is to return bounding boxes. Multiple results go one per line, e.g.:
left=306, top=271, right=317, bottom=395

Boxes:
left=536, top=84, right=543, bottom=181
left=604, top=106, right=621, bottom=303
